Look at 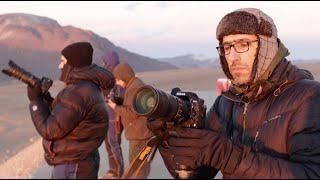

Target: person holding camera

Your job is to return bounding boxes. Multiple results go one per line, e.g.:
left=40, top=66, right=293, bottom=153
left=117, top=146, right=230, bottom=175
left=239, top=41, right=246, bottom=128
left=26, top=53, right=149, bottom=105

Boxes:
left=107, top=62, right=154, bottom=179
left=27, top=42, right=115, bottom=179
left=155, top=8, right=320, bottom=178
left=100, top=51, right=125, bottom=179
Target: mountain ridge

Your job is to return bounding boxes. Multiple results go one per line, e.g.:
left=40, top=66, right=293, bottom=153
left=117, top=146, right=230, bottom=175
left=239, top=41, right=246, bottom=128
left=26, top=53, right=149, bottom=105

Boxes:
left=158, top=54, right=219, bottom=69
left=0, top=13, right=177, bottom=82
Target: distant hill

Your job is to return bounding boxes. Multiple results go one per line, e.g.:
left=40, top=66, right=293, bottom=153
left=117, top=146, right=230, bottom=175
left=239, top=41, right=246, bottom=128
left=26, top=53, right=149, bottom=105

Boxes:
left=158, top=54, right=320, bottom=70
left=158, top=54, right=219, bottom=69
left=291, top=59, right=320, bottom=64
left=0, top=13, right=177, bottom=82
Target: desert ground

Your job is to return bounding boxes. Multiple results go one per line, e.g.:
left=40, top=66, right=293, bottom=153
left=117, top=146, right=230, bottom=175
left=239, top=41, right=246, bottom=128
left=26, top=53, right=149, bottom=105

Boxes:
left=0, top=62, right=320, bottom=178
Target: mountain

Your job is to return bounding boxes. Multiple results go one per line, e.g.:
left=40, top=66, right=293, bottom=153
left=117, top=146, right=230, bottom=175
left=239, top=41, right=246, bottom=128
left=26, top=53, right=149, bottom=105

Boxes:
left=0, top=13, right=177, bottom=82
left=159, top=54, right=320, bottom=69
left=158, top=54, right=219, bottom=69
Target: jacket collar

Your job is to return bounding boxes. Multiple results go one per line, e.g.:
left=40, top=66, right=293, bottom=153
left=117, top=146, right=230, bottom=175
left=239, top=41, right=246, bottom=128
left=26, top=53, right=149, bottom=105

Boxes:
left=125, top=76, right=136, bottom=89
left=65, top=64, right=114, bottom=90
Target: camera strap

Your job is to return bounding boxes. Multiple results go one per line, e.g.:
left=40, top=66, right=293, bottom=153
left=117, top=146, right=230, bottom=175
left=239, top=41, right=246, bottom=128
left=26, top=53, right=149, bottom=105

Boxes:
left=121, top=135, right=161, bottom=179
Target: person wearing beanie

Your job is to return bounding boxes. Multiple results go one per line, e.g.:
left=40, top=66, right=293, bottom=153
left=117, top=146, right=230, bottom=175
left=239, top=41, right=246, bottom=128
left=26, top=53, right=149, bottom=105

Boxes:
left=27, top=42, right=115, bottom=178
left=152, top=8, right=320, bottom=178
left=107, top=62, right=154, bottom=179
left=100, top=51, right=125, bottom=179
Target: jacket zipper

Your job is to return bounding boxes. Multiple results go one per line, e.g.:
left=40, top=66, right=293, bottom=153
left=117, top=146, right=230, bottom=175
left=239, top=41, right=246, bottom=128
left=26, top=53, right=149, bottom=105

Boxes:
left=242, top=102, right=249, bottom=143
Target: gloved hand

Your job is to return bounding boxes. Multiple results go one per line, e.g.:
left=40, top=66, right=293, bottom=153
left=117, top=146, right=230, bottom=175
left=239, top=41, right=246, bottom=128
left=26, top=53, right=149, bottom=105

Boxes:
left=147, top=118, right=166, bottom=136
left=158, top=143, right=180, bottom=178
left=43, top=91, right=54, bottom=105
left=27, top=82, right=43, bottom=101
left=158, top=139, right=219, bottom=179
left=166, top=127, right=244, bottom=174
left=148, top=118, right=181, bottom=178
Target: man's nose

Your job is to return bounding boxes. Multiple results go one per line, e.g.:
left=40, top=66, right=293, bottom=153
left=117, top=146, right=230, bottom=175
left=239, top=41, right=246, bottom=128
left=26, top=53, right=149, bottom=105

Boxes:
left=58, top=62, right=64, bottom=69
left=228, top=46, right=240, bottom=61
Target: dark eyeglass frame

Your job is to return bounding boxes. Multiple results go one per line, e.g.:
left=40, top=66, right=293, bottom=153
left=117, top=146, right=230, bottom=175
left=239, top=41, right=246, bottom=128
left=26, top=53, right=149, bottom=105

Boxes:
left=216, top=40, right=258, bottom=56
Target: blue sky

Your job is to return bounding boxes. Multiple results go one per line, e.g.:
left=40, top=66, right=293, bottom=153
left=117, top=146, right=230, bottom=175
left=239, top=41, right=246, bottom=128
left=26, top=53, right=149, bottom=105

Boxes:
left=0, top=1, right=320, bottom=59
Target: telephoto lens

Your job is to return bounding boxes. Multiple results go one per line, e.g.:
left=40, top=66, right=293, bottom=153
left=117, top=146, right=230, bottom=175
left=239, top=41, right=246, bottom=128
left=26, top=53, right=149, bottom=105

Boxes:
left=2, top=60, right=40, bottom=87
left=132, top=85, right=190, bottom=125
left=2, top=60, right=53, bottom=93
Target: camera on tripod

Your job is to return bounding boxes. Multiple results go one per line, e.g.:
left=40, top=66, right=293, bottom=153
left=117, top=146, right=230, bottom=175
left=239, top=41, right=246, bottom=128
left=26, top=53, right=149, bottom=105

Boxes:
left=132, top=85, right=206, bottom=129
left=124, top=85, right=207, bottom=179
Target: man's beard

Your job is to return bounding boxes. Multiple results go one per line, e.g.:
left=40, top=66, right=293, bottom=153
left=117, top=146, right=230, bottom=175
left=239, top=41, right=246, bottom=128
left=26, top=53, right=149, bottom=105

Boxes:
left=59, top=64, right=73, bottom=82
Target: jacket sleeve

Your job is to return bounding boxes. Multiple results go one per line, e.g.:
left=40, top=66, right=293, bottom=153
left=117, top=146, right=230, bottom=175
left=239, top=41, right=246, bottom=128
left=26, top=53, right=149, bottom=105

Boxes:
left=29, top=91, right=86, bottom=141
left=231, top=94, right=320, bottom=178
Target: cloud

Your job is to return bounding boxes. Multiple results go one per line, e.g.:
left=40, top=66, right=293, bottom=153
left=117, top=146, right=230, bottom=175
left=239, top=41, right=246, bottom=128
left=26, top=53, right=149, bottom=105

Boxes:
left=125, top=2, right=173, bottom=12
left=137, top=27, right=171, bottom=39
left=106, top=27, right=171, bottom=42
left=154, top=2, right=171, bottom=9
left=124, top=2, right=143, bottom=11
left=140, top=31, right=167, bottom=39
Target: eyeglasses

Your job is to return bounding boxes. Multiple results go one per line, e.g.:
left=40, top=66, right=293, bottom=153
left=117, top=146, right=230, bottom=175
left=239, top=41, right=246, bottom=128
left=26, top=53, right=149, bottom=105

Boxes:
left=216, top=40, right=258, bottom=56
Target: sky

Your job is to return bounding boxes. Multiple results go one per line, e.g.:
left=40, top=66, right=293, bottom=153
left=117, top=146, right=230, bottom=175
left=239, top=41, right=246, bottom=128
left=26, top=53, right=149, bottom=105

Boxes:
left=0, top=1, right=320, bottom=60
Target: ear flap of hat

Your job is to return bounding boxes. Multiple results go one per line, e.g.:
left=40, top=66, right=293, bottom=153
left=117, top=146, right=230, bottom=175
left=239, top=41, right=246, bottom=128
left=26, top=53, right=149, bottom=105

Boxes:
left=219, top=60, right=233, bottom=82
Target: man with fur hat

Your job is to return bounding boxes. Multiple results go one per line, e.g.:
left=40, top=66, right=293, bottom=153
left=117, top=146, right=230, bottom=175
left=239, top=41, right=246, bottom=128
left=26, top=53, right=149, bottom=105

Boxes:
left=107, top=62, right=154, bottom=179
left=27, top=42, right=115, bottom=178
left=155, top=8, right=320, bottom=178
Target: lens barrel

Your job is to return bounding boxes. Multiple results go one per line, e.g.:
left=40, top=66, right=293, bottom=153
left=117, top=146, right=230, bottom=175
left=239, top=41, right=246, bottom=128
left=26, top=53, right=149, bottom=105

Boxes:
left=2, top=60, right=40, bottom=88
left=133, top=85, right=190, bottom=123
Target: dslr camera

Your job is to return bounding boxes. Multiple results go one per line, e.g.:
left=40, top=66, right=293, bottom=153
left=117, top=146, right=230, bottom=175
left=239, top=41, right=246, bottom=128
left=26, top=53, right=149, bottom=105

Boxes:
left=132, top=85, right=206, bottom=129
left=2, top=60, right=54, bottom=106
left=2, top=60, right=53, bottom=93
left=127, top=85, right=207, bottom=179
left=106, top=87, right=124, bottom=106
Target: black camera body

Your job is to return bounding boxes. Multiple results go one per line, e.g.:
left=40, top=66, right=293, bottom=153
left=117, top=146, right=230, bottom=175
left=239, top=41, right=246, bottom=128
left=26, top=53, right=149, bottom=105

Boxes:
left=171, top=89, right=206, bottom=129
left=105, top=87, right=124, bottom=105
left=2, top=60, right=53, bottom=94
left=132, top=85, right=206, bottom=129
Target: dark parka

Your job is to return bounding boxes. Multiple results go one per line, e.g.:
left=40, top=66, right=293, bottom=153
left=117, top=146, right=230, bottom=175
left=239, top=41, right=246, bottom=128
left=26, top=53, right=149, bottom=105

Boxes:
left=206, top=56, right=320, bottom=178
left=29, top=64, right=115, bottom=165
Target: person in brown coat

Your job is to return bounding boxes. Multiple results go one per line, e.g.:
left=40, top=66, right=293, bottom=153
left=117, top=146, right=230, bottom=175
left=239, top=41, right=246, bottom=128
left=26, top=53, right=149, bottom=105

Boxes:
left=155, top=8, right=320, bottom=178
left=107, top=62, right=154, bottom=179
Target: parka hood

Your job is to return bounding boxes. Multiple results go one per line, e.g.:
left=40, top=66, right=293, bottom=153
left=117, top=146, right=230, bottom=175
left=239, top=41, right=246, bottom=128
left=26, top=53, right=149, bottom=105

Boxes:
left=65, top=64, right=115, bottom=91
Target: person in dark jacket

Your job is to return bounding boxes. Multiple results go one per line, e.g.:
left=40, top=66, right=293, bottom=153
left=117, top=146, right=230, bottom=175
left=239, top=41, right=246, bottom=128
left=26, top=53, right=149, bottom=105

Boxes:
left=154, top=8, right=320, bottom=179
left=27, top=42, right=115, bottom=179
left=107, top=62, right=154, bottom=179
left=100, top=51, right=125, bottom=179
